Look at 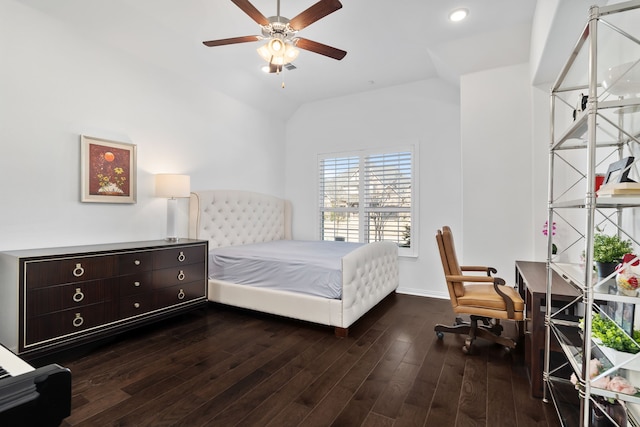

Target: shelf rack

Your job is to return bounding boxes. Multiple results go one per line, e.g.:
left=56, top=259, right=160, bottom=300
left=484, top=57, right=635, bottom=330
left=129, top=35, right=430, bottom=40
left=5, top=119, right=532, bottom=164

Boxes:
left=544, top=1, right=640, bottom=426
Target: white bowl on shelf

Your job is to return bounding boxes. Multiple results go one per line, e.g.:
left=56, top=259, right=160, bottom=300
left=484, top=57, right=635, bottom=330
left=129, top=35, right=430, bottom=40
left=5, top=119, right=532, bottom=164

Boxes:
left=602, top=61, right=640, bottom=96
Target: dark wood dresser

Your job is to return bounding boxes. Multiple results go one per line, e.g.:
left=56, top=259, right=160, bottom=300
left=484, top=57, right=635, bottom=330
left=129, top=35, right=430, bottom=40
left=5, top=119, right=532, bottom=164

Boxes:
left=0, top=239, right=208, bottom=358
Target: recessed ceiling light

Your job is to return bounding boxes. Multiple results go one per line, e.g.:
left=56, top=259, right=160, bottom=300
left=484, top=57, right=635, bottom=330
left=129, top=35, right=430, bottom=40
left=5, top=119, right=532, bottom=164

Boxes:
left=449, top=8, right=468, bottom=22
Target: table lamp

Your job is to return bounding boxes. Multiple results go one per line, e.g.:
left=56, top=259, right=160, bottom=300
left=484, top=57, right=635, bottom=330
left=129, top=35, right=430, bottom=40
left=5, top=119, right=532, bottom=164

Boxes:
left=155, top=174, right=191, bottom=241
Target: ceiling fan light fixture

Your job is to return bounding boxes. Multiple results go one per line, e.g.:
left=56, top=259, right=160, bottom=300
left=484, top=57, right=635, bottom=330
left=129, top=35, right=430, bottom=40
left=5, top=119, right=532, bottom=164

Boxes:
left=284, top=43, right=299, bottom=62
left=448, top=8, right=468, bottom=22
left=271, top=55, right=285, bottom=66
left=257, top=39, right=298, bottom=65
left=268, top=38, right=284, bottom=54
left=257, top=44, right=271, bottom=61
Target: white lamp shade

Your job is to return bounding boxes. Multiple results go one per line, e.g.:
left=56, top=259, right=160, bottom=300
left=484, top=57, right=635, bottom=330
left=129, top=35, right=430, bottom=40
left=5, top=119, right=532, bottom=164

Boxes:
left=155, top=174, right=191, bottom=198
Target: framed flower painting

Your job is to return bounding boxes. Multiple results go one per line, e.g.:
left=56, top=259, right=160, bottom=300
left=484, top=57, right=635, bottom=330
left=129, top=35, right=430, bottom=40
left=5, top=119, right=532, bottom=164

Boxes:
left=80, top=135, right=137, bottom=203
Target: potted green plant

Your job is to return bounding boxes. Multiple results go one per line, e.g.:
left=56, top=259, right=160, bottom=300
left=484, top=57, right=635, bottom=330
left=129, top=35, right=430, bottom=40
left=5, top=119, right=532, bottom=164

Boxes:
left=593, top=233, right=633, bottom=278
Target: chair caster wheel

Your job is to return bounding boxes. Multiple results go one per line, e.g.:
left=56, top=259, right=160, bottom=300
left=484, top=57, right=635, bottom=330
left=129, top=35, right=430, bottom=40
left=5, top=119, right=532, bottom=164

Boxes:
left=436, top=331, right=444, bottom=339
left=462, top=338, right=473, bottom=354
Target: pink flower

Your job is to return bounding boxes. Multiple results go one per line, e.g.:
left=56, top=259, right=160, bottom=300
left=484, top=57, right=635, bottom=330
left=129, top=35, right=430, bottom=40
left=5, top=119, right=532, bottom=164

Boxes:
left=589, top=358, right=603, bottom=377
left=572, top=358, right=637, bottom=395
left=570, top=372, right=578, bottom=385
left=592, top=375, right=611, bottom=390
left=607, top=376, right=637, bottom=395
left=572, top=359, right=610, bottom=389
left=542, top=221, right=556, bottom=237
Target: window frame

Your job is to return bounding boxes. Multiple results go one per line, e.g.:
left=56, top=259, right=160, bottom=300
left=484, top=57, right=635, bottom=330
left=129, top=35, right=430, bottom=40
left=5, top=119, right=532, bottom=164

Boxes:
left=317, top=144, right=418, bottom=258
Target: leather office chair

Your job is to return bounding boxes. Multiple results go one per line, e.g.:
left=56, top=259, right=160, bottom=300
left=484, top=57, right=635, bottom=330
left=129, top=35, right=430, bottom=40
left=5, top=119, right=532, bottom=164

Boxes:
left=434, top=226, right=524, bottom=354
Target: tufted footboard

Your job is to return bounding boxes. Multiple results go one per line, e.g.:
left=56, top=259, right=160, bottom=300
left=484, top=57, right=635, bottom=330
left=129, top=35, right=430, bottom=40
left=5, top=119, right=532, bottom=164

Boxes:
left=341, top=241, right=399, bottom=330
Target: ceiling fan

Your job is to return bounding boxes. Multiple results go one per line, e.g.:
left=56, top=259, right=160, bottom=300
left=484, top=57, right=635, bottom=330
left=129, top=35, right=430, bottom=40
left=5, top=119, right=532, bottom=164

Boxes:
left=203, top=0, right=347, bottom=73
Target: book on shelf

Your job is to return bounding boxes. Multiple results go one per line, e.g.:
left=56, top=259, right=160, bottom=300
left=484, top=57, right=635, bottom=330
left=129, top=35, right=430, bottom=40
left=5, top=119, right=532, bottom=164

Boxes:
left=597, top=182, right=640, bottom=196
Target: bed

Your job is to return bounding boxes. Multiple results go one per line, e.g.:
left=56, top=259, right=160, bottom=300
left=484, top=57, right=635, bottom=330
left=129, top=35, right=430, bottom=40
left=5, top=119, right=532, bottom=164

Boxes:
left=188, top=190, right=399, bottom=337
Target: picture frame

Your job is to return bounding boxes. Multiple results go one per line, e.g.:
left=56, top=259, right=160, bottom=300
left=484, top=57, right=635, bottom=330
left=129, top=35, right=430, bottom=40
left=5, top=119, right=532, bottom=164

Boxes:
left=603, top=298, right=635, bottom=337
left=604, top=156, right=635, bottom=185
left=80, top=135, right=137, bottom=203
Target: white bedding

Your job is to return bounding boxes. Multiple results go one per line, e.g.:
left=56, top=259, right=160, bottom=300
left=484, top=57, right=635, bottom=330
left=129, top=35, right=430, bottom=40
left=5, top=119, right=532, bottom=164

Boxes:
left=209, top=240, right=364, bottom=299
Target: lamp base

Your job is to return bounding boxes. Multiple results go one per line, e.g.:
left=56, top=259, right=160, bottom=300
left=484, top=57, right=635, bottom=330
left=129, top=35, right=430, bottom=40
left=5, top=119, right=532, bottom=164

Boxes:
left=165, top=198, right=179, bottom=243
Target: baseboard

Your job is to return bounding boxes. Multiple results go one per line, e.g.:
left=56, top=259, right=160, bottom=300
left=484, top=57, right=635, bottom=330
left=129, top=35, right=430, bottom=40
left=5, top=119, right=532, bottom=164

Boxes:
left=396, top=287, right=449, bottom=300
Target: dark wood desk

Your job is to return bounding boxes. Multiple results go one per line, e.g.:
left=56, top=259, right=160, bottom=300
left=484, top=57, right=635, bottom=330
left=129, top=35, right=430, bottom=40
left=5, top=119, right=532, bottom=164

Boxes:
left=515, top=261, right=580, bottom=398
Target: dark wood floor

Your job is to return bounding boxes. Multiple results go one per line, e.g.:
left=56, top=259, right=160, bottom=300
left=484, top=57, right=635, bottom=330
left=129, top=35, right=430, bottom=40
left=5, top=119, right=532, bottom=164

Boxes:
left=39, top=294, right=561, bottom=426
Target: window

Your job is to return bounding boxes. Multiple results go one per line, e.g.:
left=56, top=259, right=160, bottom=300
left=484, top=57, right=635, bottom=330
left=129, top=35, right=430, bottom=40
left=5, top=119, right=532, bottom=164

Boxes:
left=318, top=146, right=416, bottom=256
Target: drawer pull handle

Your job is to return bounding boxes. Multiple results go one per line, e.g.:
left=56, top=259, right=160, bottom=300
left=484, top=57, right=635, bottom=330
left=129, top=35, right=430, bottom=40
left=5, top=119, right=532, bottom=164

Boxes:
left=73, top=263, right=85, bottom=277
left=73, top=288, right=85, bottom=303
left=73, top=313, right=84, bottom=327
left=178, top=252, right=186, bottom=262
left=134, top=281, right=141, bottom=287
left=134, top=302, right=140, bottom=309
left=134, top=260, right=141, bottom=266
left=177, top=270, right=185, bottom=281
left=177, top=289, right=185, bottom=300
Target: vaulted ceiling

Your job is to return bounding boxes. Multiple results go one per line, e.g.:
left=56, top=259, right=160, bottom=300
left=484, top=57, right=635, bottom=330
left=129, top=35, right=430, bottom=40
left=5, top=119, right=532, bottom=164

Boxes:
left=17, top=0, right=602, bottom=119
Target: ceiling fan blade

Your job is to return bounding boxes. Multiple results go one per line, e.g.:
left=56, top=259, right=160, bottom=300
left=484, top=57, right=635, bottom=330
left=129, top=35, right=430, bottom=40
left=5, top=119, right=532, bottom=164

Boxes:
left=203, top=35, right=261, bottom=47
left=295, top=38, right=346, bottom=60
left=289, top=0, right=342, bottom=31
left=230, top=0, right=270, bottom=26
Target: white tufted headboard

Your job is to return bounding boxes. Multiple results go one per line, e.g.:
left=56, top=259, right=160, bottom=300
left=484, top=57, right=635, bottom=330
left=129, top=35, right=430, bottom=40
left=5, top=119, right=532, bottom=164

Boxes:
left=188, top=190, right=293, bottom=249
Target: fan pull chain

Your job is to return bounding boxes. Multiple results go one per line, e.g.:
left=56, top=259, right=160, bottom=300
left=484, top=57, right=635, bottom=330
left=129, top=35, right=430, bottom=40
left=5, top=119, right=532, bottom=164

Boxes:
left=273, top=66, right=284, bottom=88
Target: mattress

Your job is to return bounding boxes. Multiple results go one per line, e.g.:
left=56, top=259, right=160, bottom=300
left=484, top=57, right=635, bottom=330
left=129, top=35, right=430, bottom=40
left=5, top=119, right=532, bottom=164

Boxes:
left=208, top=240, right=364, bottom=299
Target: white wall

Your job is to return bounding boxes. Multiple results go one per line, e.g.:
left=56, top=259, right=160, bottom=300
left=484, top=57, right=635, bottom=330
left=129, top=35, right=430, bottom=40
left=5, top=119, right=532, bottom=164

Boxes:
left=460, top=64, right=536, bottom=278
left=532, top=85, right=553, bottom=260
left=284, top=79, right=461, bottom=298
left=0, top=1, right=286, bottom=251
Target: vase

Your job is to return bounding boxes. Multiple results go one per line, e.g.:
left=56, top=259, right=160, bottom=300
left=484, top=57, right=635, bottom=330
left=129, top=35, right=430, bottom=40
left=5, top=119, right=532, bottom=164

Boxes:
left=591, top=398, right=628, bottom=426
left=596, top=262, right=618, bottom=279
left=616, top=261, right=640, bottom=298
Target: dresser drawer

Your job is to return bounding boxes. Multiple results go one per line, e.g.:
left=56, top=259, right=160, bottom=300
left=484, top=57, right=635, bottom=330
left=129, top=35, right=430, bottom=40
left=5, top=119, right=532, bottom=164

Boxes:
left=117, top=271, right=153, bottom=297
left=117, top=251, right=153, bottom=274
left=25, top=255, right=117, bottom=289
left=152, top=245, right=205, bottom=269
left=153, top=281, right=205, bottom=308
left=152, top=263, right=205, bottom=289
left=26, top=279, right=107, bottom=318
left=26, top=304, right=106, bottom=345
left=119, top=293, right=154, bottom=318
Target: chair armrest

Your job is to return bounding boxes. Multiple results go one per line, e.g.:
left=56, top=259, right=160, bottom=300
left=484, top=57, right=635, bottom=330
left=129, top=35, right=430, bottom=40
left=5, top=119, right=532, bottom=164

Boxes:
left=491, top=278, right=515, bottom=318
left=460, top=265, right=498, bottom=276
left=446, top=274, right=495, bottom=283
left=447, top=274, right=516, bottom=318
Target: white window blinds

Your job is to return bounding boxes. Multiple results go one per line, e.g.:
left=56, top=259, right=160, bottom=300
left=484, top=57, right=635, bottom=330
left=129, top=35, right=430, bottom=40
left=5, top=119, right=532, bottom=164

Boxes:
left=318, top=146, right=415, bottom=255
